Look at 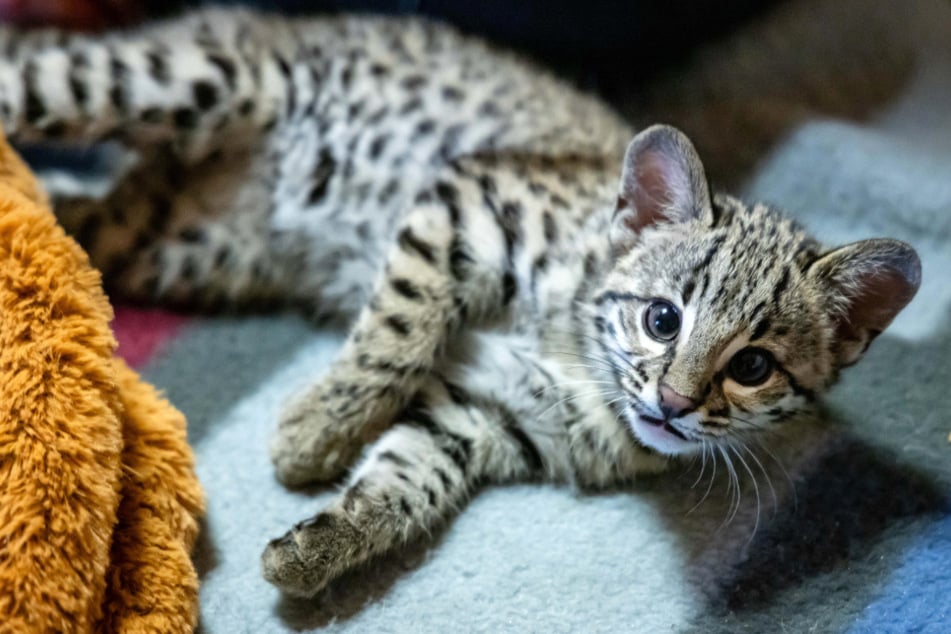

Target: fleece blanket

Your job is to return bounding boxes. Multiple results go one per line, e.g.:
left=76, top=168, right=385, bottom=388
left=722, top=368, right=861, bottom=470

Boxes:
left=101, top=0, right=949, bottom=631
left=0, top=131, right=204, bottom=633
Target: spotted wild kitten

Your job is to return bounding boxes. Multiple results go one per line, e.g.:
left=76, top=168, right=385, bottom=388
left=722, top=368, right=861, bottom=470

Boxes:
left=0, top=8, right=921, bottom=597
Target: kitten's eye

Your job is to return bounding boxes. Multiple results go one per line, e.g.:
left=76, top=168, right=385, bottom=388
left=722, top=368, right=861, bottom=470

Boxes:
left=644, top=300, right=680, bottom=342
left=728, top=347, right=774, bottom=386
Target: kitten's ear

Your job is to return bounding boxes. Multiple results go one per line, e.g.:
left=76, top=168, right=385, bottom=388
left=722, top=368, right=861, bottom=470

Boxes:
left=610, top=124, right=712, bottom=253
left=809, top=238, right=921, bottom=367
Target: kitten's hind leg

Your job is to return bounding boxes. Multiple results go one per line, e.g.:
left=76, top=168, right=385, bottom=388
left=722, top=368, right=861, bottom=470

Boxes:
left=270, top=164, right=521, bottom=486
left=54, top=148, right=289, bottom=309
left=262, top=377, right=537, bottom=598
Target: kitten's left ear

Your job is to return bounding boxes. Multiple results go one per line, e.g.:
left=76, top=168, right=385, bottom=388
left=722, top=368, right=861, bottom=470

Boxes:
left=611, top=124, right=713, bottom=253
left=809, top=238, right=921, bottom=367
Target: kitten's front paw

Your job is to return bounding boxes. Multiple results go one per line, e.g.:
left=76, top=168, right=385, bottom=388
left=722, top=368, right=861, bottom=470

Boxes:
left=269, top=390, right=362, bottom=487
left=261, top=513, right=364, bottom=598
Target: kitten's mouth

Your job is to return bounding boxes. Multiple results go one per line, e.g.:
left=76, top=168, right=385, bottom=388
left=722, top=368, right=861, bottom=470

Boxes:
left=626, top=405, right=695, bottom=455
left=637, top=414, right=688, bottom=441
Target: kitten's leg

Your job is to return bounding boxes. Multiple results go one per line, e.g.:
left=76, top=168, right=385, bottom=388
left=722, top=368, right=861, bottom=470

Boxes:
left=0, top=10, right=287, bottom=160
left=53, top=148, right=287, bottom=308
left=262, top=377, right=538, bottom=598
left=271, top=167, right=522, bottom=486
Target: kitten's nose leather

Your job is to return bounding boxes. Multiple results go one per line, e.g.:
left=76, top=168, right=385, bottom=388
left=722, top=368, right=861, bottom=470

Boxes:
left=659, top=384, right=697, bottom=419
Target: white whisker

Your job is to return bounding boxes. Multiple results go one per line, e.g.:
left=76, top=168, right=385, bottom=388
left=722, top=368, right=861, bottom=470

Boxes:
left=731, top=443, right=761, bottom=543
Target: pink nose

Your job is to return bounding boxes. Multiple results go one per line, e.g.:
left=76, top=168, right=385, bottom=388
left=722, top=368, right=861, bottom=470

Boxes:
left=659, top=384, right=697, bottom=419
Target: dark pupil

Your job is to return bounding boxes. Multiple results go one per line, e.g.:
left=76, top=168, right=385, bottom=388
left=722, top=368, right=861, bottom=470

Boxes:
left=647, top=302, right=679, bottom=340
left=730, top=348, right=771, bottom=385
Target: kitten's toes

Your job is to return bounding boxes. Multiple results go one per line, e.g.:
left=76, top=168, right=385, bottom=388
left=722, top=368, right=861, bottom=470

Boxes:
left=261, top=514, right=363, bottom=597
left=269, top=403, right=360, bottom=486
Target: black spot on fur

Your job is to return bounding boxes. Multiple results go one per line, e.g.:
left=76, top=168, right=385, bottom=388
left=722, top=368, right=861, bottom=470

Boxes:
left=23, top=66, right=46, bottom=124
left=180, top=256, right=197, bottom=281
left=380, top=451, right=411, bottom=468
left=478, top=100, right=500, bottom=117
left=238, top=99, right=255, bottom=116
left=441, top=85, right=464, bottom=101
left=401, top=74, right=426, bottom=90
left=70, top=50, right=89, bottom=69
left=68, top=72, right=88, bottom=109
left=41, top=120, right=67, bottom=138
left=391, top=277, right=423, bottom=301
left=772, top=267, right=791, bottom=306
left=139, top=107, right=162, bottom=123
left=347, top=100, right=365, bottom=120
left=508, top=422, right=543, bottom=473
left=442, top=381, right=471, bottom=406
left=342, top=480, right=365, bottom=512
left=499, top=201, right=523, bottom=252
left=398, top=228, right=437, bottom=265
left=442, top=436, right=472, bottom=475
left=414, top=118, right=436, bottom=139
left=751, top=316, right=772, bottom=341
left=502, top=272, right=517, bottom=305
left=173, top=107, right=198, bottom=130
left=369, top=134, right=389, bottom=159
left=434, top=181, right=459, bottom=206
left=542, top=211, right=558, bottom=243
left=378, top=179, right=400, bottom=205
left=192, top=80, right=218, bottom=111
left=528, top=181, right=547, bottom=195
left=683, top=278, right=697, bottom=305
left=214, top=247, right=229, bottom=268
left=307, top=149, right=336, bottom=205
left=399, top=97, right=423, bottom=115
left=694, top=235, right=727, bottom=274
left=367, top=106, right=388, bottom=125
left=434, top=467, right=452, bottom=491
left=273, top=53, right=292, bottom=78
left=206, top=53, right=237, bottom=89
left=146, top=50, right=170, bottom=84
left=384, top=314, right=412, bottom=336
left=178, top=227, right=205, bottom=243
left=449, top=235, right=473, bottom=281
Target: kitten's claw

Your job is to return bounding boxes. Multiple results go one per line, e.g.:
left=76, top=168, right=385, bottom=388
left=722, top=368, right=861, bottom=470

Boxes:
left=261, top=514, right=363, bottom=597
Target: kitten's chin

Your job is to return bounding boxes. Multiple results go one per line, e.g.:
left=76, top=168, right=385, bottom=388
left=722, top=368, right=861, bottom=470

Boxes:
left=627, top=412, right=696, bottom=457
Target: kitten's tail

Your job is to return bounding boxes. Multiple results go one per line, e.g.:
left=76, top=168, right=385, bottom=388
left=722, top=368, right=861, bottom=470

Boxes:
left=0, top=8, right=289, bottom=161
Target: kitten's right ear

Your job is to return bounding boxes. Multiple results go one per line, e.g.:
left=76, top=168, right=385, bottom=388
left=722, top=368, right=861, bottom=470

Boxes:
left=610, top=125, right=712, bottom=254
left=809, top=238, right=921, bottom=367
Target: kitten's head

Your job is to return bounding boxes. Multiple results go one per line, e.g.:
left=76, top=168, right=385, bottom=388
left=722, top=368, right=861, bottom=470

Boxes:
left=594, top=125, right=921, bottom=456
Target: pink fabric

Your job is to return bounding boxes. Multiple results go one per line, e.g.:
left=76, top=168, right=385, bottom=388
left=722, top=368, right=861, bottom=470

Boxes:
left=112, top=307, right=190, bottom=368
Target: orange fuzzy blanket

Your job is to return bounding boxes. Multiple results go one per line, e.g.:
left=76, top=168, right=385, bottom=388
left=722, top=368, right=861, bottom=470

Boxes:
left=0, top=133, right=204, bottom=632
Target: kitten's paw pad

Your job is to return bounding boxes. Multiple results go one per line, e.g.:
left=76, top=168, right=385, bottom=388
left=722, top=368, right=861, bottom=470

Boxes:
left=261, top=514, right=363, bottom=597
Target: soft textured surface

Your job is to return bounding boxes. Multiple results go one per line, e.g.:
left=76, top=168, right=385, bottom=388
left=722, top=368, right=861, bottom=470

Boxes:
left=0, top=133, right=204, bottom=633
left=105, top=1, right=948, bottom=631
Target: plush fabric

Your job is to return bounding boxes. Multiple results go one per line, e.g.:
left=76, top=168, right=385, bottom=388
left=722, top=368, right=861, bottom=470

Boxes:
left=0, top=132, right=204, bottom=634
